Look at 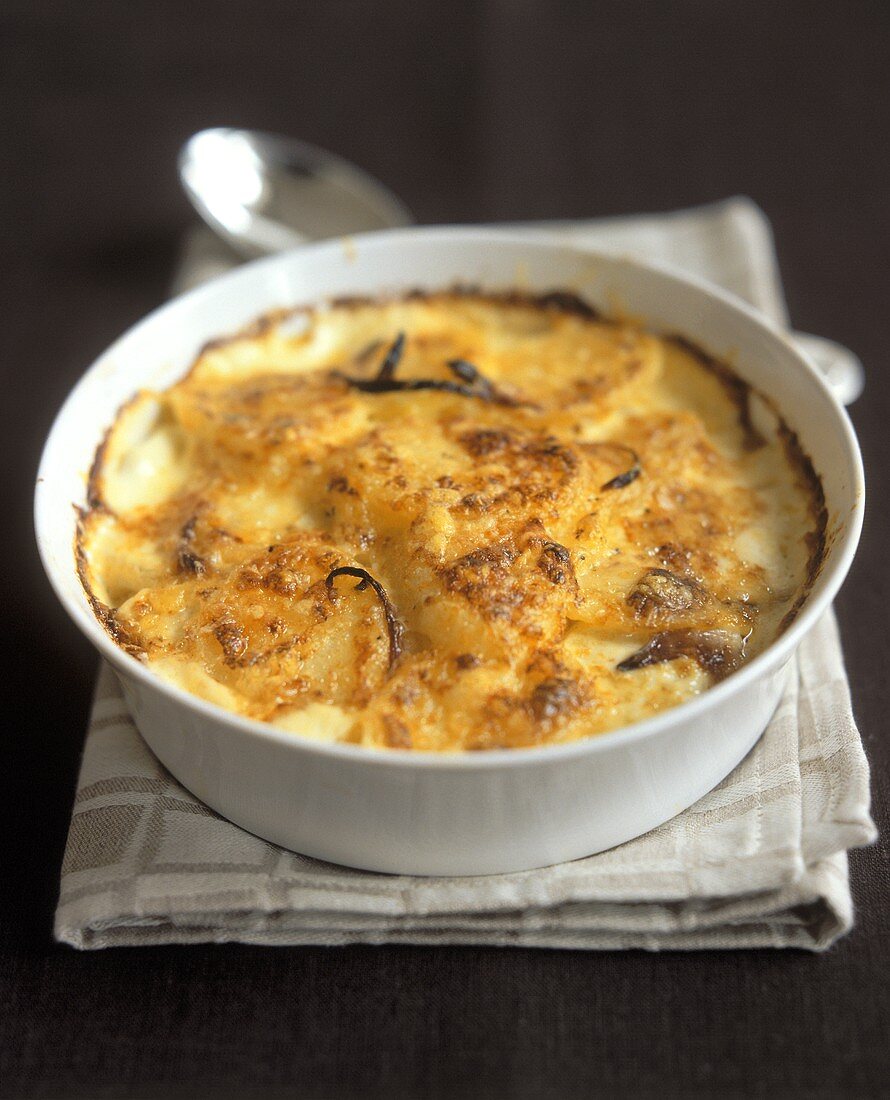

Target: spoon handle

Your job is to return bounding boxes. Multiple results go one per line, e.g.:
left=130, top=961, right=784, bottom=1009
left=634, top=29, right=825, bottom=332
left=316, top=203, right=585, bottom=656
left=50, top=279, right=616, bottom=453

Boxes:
left=791, top=331, right=864, bottom=405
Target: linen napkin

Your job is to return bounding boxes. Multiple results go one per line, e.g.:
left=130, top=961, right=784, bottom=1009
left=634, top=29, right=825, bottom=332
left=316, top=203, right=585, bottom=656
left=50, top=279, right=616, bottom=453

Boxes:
left=55, top=197, right=876, bottom=951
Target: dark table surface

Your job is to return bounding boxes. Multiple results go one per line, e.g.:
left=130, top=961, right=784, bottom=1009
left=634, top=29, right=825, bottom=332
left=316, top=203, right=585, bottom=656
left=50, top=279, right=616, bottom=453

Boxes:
left=3, top=3, right=889, bottom=1097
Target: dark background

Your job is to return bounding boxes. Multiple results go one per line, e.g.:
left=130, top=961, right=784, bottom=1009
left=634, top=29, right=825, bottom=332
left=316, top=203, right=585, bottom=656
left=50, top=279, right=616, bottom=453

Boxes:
left=3, top=2, right=889, bottom=1097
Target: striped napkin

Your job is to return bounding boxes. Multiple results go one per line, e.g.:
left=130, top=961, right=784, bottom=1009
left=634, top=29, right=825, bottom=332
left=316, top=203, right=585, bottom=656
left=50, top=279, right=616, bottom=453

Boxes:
left=55, top=198, right=876, bottom=950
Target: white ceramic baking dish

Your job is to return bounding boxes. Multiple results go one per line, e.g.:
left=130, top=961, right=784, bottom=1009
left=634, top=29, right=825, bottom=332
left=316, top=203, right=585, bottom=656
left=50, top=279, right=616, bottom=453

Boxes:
left=35, top=230, right=864, bottom=875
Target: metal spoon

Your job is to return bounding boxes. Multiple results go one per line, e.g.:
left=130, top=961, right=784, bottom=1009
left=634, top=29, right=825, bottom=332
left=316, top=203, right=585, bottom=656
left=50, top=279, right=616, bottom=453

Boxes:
left=179, top=127, right=414, bottom=258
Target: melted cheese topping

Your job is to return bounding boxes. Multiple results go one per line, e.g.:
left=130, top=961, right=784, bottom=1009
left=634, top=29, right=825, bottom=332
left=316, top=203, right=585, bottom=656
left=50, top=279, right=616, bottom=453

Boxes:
left=78, top=291, right=825, bottom=751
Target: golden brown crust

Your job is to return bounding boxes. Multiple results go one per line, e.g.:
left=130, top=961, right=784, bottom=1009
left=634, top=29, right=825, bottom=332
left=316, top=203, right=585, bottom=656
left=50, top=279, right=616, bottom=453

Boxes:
left=75, top=288, right=827, bottom=750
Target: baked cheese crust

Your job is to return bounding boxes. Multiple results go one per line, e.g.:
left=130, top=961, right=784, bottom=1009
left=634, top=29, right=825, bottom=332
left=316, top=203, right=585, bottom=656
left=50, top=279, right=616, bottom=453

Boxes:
left=77, top=290, right=825, bottom=751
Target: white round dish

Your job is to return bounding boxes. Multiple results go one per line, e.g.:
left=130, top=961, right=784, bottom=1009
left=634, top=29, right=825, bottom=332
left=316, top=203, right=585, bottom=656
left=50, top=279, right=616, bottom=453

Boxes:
left=35, top=229, right=864, bottom=875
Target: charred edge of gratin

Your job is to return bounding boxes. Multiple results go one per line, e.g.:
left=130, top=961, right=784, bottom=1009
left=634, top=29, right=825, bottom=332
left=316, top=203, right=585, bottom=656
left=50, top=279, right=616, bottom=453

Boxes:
left=181, top=286, right=602, bottom=375
left=351, top=285, right=601, bottom=320
left=666, top=332, right=828, bottom=633
left=775, top=419, right=829, bottom=633
left=85, top=425, right=113, bottom=512
left=197, top=307, right=293, bottom=357
left=667, top=334, right=767, bottom=451
left=85, top=389, right=147, bottom=514
left=79, top=389, right=154, bottom=657
left=74, top=508, right=145, bottom=659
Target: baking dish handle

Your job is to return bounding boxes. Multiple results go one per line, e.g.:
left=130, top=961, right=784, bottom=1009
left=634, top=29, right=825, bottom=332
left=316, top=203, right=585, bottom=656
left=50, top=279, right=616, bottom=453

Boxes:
left=791, top=331, right=865, bottom=406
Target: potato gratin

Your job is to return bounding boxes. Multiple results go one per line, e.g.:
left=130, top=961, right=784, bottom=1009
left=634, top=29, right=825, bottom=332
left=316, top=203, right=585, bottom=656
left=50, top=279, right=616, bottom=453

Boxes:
left=77, top=290, right=825, bottom=751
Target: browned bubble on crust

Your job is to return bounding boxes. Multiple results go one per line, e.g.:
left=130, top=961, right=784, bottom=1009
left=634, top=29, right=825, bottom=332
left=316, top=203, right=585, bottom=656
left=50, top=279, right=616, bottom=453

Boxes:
left=177, top=514, right=207, bottom=576
left=213, top=615, right=248, bottom=665
left=382, top=713, right=412, bottom=749
left=529, top=676, right=585, bottom=722
left=441, top=521, right=579, bottom=627
left=465, top=669, right=591, bottom=750
left=536, top=540, right=573, bottom=586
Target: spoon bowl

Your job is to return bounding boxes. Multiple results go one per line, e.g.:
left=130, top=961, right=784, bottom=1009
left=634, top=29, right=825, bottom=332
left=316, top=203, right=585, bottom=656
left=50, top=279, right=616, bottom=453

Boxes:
left=179, top=127, right=414, bottom=257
